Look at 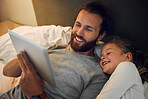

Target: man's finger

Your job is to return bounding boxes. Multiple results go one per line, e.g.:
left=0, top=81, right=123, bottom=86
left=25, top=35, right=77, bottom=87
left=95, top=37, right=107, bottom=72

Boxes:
left=17, top=53, right=26, bottom=73
left=20, top=51, right=36, bottom=72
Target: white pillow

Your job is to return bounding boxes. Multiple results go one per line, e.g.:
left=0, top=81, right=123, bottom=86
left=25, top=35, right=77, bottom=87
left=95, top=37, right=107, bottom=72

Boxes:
left=0, top=25, right=72, bottom=93
left=0, top=25, right=72, bottom=63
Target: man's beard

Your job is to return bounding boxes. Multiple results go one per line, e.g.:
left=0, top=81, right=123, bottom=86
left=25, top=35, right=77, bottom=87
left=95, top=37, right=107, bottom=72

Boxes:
left=69, top=33, right=98, bottom=52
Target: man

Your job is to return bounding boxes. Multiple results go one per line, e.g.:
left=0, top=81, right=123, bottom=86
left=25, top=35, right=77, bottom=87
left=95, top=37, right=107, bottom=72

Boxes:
left=1, top=2, right=110, bottom=99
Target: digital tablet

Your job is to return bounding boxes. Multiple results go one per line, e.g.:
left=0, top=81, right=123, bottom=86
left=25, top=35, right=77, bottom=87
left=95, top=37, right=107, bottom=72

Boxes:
left=8, top=30, right=56, bottom=86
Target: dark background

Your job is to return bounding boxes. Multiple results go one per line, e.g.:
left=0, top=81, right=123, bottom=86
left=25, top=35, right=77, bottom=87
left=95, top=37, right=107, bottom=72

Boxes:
left=33, top=0, right=148, bottom=53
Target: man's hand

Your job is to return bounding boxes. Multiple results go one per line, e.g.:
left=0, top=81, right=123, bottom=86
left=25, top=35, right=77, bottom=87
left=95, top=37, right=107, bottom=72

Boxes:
left=17, top=51, right=45, bottom=98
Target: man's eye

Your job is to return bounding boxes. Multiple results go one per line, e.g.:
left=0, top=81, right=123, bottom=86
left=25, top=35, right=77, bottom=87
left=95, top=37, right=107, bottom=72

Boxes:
left=86, top=28, right=92, bottom=32
left=76, top=23, right=81, bottom=27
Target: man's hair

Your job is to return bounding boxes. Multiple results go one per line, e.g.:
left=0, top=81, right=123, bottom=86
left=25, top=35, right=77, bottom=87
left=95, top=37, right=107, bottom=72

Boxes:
left=104, top=36, right=148, bottom=83
left=80, top=2, right=111, bottom=35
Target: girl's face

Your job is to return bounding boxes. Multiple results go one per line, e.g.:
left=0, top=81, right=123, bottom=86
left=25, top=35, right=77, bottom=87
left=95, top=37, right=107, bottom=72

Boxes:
left=100, top=43, right=129, bottom=74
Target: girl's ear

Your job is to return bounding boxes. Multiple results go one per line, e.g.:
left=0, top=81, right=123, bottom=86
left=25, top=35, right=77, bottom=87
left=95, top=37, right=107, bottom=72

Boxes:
left=97, top=32, right=106, bottom=42
left=125, top=52, right=133, bottom=61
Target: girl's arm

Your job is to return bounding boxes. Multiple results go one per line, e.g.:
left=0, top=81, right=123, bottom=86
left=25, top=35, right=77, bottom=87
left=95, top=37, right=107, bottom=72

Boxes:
left=96, top=62, right=144, bottom=99
left=3, top=58, right=22, bottom=77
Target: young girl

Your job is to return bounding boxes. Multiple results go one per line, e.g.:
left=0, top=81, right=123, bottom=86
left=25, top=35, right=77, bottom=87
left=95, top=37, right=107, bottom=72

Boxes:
left=96, top=36, right=148, bottom=99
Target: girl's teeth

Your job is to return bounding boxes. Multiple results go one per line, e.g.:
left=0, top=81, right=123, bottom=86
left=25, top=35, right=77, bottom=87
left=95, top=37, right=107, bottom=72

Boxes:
left=103, top=61, right=109, bottom=66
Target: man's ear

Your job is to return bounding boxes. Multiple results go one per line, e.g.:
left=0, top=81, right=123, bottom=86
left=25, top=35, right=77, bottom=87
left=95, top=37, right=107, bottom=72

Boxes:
left=97, top=32, right=106, bottom=42
left=125, top=52, right=133, bottom=61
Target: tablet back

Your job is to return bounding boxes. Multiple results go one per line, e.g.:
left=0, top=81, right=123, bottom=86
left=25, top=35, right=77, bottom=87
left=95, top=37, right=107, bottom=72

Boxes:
left=8, top=30, right=56, bottom=86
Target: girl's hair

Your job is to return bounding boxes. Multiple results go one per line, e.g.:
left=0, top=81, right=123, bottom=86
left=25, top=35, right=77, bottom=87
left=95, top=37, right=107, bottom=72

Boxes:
left=104, top=36, right=148, bottom=83
left=133, top=50, right=148, bottom=83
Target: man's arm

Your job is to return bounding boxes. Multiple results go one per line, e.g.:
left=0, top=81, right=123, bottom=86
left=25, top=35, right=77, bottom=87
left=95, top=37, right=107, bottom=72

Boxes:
left=1, top=51, right=49, bottom=99
left=3, top=58, right=22, bottom=77
left=79, top=73, right=107, bottom=99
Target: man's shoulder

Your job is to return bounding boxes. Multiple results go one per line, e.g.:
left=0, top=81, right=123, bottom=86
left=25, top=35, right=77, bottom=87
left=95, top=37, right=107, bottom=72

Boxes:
left=94, top=43, right=104, bottom=58
left=47, top=44, right=68, bottom=50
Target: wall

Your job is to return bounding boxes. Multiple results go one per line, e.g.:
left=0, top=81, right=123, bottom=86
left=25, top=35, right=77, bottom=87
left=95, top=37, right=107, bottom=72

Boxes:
left=32, top=0, right=85, bottom=26
left=32, top=0, right=148, bottom=53
left=0, top=0, right=37, bottom=26
left=98, top=0, right=148, bottom=53
left=0, top=0, right=147, bottom=53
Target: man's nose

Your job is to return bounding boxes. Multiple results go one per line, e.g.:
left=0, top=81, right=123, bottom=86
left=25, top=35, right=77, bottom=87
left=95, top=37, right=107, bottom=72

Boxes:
left=76, top=27, right=84, bottom=36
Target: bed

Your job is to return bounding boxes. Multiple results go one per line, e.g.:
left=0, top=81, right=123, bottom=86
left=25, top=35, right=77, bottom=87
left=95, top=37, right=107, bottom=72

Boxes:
left=0, top=0, right=148, bottom=97
left=0, top=20, right=73, bottom=93
left=0, top=19, right=105, bottom=93
left=0, top=20, right=148, bottom=98
left=0, top=20, right=22, bottom=93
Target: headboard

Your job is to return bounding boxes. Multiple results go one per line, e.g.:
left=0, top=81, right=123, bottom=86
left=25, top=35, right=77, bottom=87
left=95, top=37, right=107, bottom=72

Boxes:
left=32, top=0, right=147, bottom=53
left=0, top=20, right=22, bottom=36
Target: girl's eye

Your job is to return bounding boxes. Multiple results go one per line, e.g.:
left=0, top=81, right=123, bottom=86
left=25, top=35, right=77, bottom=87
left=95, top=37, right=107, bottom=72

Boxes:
left=106, top=52, right=111, bottom=55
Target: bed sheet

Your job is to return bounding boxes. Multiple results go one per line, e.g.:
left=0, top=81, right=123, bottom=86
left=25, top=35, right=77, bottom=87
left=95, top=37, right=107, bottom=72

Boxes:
left=0, top=25, right=72, bottom=63
left=0, top=60, right=20, bottom=93
left=0, top=25, right=72, bottom=93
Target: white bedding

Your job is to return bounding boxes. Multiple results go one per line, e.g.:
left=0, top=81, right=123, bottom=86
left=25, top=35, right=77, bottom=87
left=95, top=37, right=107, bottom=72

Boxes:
left=0, top=60, right=20, bottom=93
left=0, top=25, right=72, bottom=93
left=0, top=25, right=72, bottom=63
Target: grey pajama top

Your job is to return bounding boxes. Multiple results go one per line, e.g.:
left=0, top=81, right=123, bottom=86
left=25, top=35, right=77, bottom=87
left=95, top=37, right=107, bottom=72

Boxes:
left=0, top=44, right=108, bottom=99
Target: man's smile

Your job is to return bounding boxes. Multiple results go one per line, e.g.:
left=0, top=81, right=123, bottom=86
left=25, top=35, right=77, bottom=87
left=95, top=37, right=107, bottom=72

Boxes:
left=75, top=36, right=84, bottom=42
